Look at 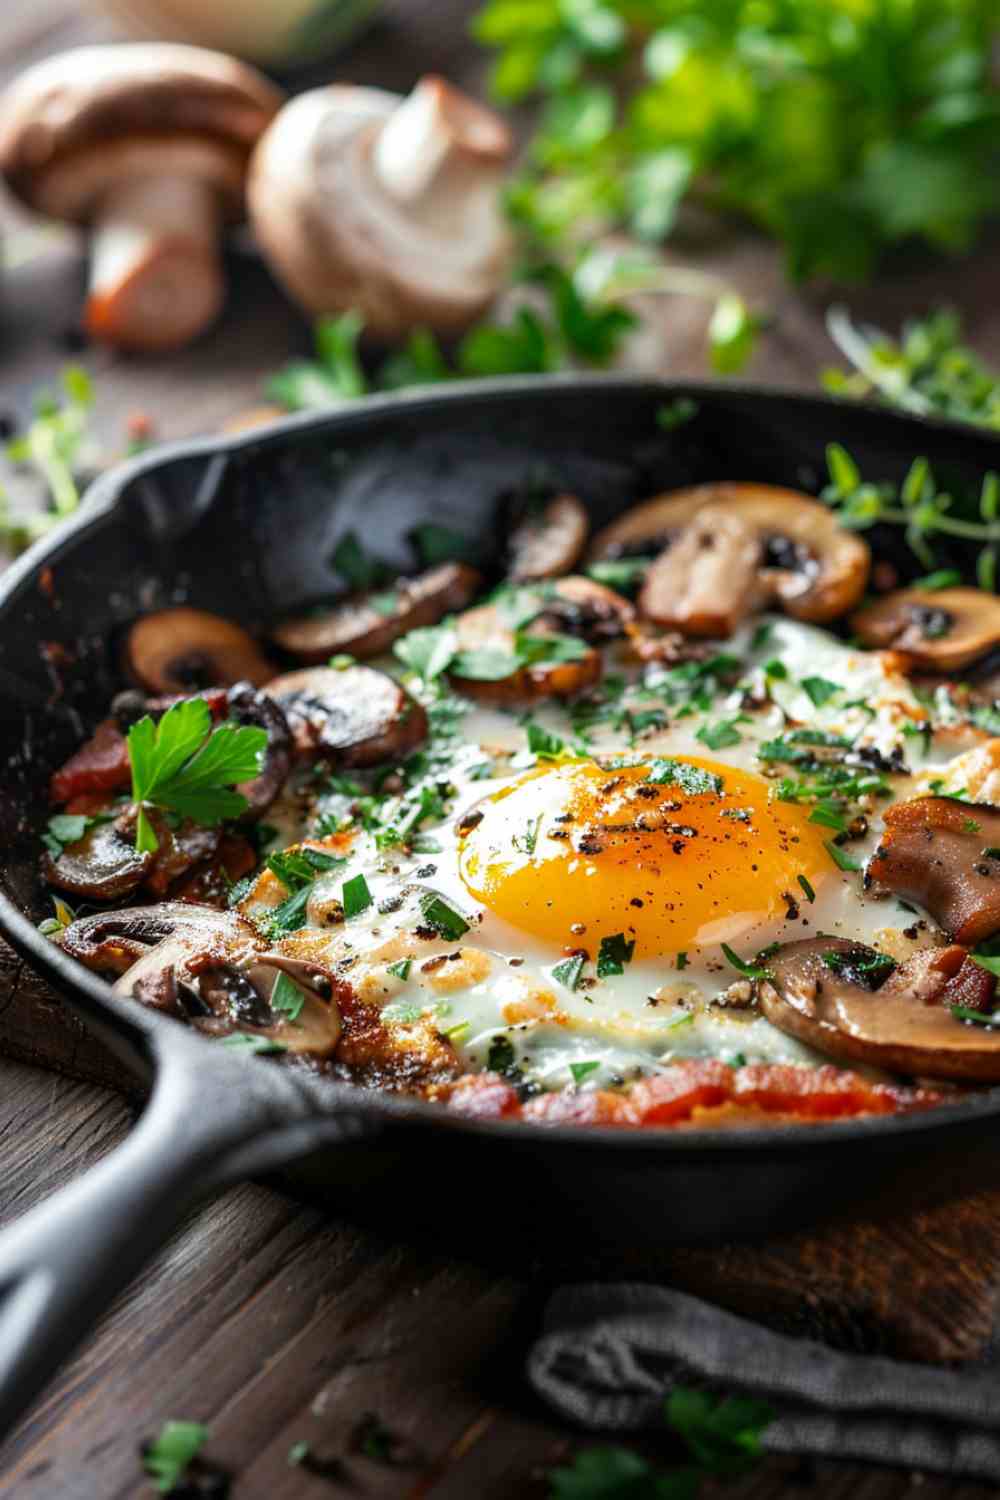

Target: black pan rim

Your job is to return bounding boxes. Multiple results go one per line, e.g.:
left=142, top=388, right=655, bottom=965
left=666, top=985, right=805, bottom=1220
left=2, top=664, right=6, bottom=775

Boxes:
left=4, top=373, right=1000, bottom=1160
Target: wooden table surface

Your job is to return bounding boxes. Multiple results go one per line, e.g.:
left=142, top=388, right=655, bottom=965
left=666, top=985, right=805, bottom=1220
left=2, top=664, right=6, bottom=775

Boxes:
left=2, top=3, right=1000, bottom=1497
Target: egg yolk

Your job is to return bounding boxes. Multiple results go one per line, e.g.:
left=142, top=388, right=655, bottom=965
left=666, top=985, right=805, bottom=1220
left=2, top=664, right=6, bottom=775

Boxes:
left=458, top=757, right=831, bottom=957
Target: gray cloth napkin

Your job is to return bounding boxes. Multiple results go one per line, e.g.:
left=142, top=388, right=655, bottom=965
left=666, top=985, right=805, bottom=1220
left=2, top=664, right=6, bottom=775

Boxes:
left=528, top=1284, right=1000, bottom=1481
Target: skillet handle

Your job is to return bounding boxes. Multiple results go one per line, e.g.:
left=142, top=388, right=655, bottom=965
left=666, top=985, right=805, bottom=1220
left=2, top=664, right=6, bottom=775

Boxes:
left=0, top=1036, right=379, bottom=1438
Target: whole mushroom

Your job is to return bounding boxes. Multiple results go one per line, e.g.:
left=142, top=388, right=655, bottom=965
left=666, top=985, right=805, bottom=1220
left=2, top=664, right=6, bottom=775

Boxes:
left=0, top=45, right=283, bottom=351
left=247, top=75, right=514, bottom=340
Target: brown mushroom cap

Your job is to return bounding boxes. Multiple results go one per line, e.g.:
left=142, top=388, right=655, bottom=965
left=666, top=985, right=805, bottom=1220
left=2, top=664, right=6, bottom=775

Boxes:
left=851, top=588, right=1000, bottom=673
left=588, top=483, right=870, bottom=635
left=247, top=76, right=514, bottom=339
left=271, top=562, right=481, bottom=664
left=866, top=796, right=1000, bottom=946
left=125, top=609, right=275, bottom=695
left=758, top=935, right=1000, bottom=1082
left=0, top=44, right=283, bottom=351
left=0, top=44, right=282, bottom=219
left=264, top=664, right=428, bottom=767
left=508, top=494, right=589, bottom=582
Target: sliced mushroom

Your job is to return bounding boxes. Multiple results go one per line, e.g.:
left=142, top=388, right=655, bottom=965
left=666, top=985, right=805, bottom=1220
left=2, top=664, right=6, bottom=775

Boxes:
left=852, top=588, right=1000, bottom=673
left=532, top=576, right=635, bottom=643
left=225, top=681, right=293, bottom=816
left=507, top=493, right=589, bottom=582
left=45, top=815, right=152, bottom=902
left=637, top=504, right=765, bottom=637
left=758, top=935, right=1000, bottom=1081
left=264, top=664, right=428, bottom=767
left=588, top=484, right=870, bottom=635
left=0, top=45, right=283, bottom=351
left=447, top=581, right=609, bottom=706
left=61, top=901, right=254, bottom=975
left=865, top=796, right=1000, bottom=945
left=271, top=562, right=481, bottom=664
left=125, top=608, right=274, bottom=695
left=248, top=76, right=513, bottom=339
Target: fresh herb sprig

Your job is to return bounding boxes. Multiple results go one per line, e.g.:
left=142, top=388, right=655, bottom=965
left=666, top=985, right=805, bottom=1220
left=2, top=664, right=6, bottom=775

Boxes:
left=141, top=1420, right=210, bottom=1495
left=824, top=308, right=1000, bottom=430
left=821, top=443, right=1000, bottom=582
left=474, top=0, right=1000, bottom=285
left=127, top=698, right=267, bottom=855
left=0, top=366, right=99, bottom=553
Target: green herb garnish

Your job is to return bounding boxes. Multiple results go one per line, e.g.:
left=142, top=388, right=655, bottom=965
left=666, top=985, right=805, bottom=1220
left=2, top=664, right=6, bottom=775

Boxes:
left=951, top=1003, right=1000, bottom=1027
left=646, top=759, right=723, bottom=795
left=825, top=841, right=862, bottom=872
left=800, top=676, right=840, bottom=707
left=552, top=954, right=585, bottom=991
left=569, top=1060, right=601, bottom=1084
left=343, top=873, right=373, bottom=919
left=127, top=698, right=266, bottom=855
left=387, top=959, right=412, bottom=981
left=796, top=874, right=816, bottom=904
left=420, top=893, right=470, bottom=940
left=721, top=943, right=773, bottom=981
left=695, top=718, right=743, bottom=750
left=142, top=1420, right=209, bottom=1494
left=597, top=932, right=634, bottom=977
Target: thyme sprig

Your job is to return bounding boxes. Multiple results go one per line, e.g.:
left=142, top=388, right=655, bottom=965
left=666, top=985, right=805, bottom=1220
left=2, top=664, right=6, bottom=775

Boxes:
left=821, top=442, right=1000, bottom=582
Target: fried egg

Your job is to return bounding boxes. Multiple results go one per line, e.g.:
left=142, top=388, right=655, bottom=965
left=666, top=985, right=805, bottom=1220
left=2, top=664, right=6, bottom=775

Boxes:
left=247, top=616, right=972, bottom=1094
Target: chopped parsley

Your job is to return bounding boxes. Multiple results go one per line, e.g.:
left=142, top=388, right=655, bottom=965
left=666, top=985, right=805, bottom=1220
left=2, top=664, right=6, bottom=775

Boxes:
left=695, top=717, right=743, bottom=750
left=343, top=873, right=372, bottom=919
left=800, top=675, right=840, bottom=707
left=487, top=1034, right=517, bottom=1074
left=287, top=1441, right=311, bottom=1467
left=822, top=949, right=896, bottom=981
left=141, top=1420, right=210, bottom=1494
left=527, top=722, right=567, bottom=759
left=394, top=623, right=458, bottom=681
left=762, top=658, right=787, bottom=679
left=259, top=885, right=312, bottom=940
left=646, top=759, right=723, bottom=795
left=512, top=813, right=543, bottom=855
left=569, top=1060, right=601, bottom=1084
left=42, top=810, right=111, bottom=857
left=676, top=952, right=688, bottom=970
left=270, top=971, right=304, bottom=1022
left=331, top=530, right=388, bottom=590
left=552, top=954, right=585, bottom=991
left=419, top=893, right=470, bottom=940
left=721, top=943, right=773, bottom=980
left=825, top=840, right=862, bottom=872
left=387, top=958, right=412, bottom=981
left=970, top=953, right=1000, bottom=979
left=268, top=847, right=345, bottom=890
left=796, top=874, right=816, bottom=904
left=963, top=817, right=982, bottom=833
left=597, top=932, right=635, bottom=977
left=586, top=556, right=652, bottom=593
left=952, top=1004, right=1000, bottom=1027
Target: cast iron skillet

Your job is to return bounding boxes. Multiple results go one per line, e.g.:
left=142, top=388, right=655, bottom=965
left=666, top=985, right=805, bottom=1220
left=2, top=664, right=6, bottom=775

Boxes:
left=1, top=375, right=1000, bottom=1436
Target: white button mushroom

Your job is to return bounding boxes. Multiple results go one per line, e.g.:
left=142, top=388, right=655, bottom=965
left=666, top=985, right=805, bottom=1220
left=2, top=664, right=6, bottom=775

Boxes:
left=247, top=75, right=515, bottom=340
left=0, top=44, right=284, bottom=351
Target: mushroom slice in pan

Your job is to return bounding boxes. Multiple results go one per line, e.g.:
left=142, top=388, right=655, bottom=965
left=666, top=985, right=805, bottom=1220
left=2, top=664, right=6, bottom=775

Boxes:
left=126, top=608, right=274, bottom=694
left=866, top=796, right=1000, bottom=946
left=62, top=901, right=341, bottom=1056
left=264, top=664, right=428, bottom=767
left=851, top=588, right=1000, bottom=674
left=636, top=504, right=765, bottom=638
left=757, top=935, right=1000, bottom=1082
left=271, top=562, right=481, bottom=664
left=507, top=493, right=589, bottom=582
left=225, top=681, right=293, bottom=816
left=44, top=814, right=153, bottom=902
left=447, top=578, right=620, bottom=705
left=588, top=484, right=870, bottom=635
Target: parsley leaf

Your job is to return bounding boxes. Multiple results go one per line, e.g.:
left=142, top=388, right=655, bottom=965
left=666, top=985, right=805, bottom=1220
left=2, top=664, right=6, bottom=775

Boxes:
left=420, top=893, right=470, bottom=940
left=527, top=723, right=567, bottom=759
left=142, top=1420, right=209, bottom=1494
left=394, top=624, right=458, bottom=682
left=343, top=873, right=373, bottom=919
left=270, top=971, right=305, bottom=1022
left=597, top=932, right=634, bottom=977
left=825, top=840, right=862, bottom=872
left=128, top=699, right=266, bottom=854
left=695, top=718, right=743, bottom=750
left=646, top=759, right=723, bottom=795
left=722, top=943, right=772, bottom=980
left=552, top=954, right=585, bottom=991
left=800, top=676, right=840, bottom=707
left=569, top=1060, right=601, bottom=1085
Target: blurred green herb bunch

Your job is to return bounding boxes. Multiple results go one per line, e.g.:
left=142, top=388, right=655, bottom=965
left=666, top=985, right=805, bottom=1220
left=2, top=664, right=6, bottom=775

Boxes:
left=473, top=0, right=1000, bottom=282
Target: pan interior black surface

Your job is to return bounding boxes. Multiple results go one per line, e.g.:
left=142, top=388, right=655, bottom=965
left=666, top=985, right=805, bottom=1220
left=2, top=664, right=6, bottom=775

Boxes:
left=4, top=375, right=1000, bottom=1175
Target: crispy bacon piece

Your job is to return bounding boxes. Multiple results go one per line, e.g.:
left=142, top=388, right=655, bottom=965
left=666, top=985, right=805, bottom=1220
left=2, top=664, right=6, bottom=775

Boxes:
left=50, top=718, right=130, bottom=805
left=444, top=1072, right=521, bottom=1120
left=522, top=1088, right=639, bottom=1126
left=629, top=1059, right=732, bottom=1123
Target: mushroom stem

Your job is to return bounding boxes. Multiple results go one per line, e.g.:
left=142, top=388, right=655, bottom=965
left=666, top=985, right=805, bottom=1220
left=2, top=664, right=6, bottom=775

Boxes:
left=371, top=75, right=510, bottom=207
left=85, top=176, right=224, bottom=351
